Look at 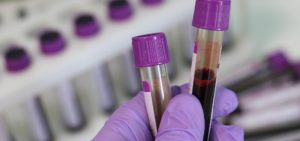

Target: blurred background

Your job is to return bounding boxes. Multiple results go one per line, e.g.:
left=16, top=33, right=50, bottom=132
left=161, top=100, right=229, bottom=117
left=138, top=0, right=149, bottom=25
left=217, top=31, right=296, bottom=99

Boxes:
left=0, top=0, right=300, bottom=141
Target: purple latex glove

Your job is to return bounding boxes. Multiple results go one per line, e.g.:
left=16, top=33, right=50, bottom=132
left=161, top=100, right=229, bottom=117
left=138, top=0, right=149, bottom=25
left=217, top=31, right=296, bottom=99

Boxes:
left=93, top=84, right=244, bottom=141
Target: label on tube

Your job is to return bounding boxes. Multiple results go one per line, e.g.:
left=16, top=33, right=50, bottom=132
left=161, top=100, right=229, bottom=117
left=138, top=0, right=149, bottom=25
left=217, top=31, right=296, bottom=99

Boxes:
left=142, top=81, right=158, bottom=135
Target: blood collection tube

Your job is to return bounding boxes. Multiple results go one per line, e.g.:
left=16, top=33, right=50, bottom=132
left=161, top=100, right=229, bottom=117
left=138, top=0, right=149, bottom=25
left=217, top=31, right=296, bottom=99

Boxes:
left=232, top=101, right=300, bottom=138
left=74, top=13, right=117, bottom=113
left=4, top=46, right=53, bottom=141
left=132, top=33, right=171, bottom=135
left=190, top=0, right=231, bottom=140
left=240, top=83, right=300, bottom=112
left=38, top=30, right=86, bottom=131
left=108, top=0, right=140, bottom=96
left=224, top=51, right=291, bottom=93
left=239, top=62, right=300, bottom=112
left=0, top=117, right=14, bottom=141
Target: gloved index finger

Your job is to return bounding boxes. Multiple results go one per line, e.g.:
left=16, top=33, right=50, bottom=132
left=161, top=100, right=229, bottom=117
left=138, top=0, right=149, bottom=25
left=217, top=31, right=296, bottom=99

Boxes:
left=213, top=86, right=238, bottom=119
left=93, top=92, right=153, bottom=141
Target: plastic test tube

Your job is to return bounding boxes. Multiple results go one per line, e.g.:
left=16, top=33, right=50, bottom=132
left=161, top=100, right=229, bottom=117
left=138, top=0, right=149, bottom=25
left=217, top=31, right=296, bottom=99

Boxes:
left=4, top=46, right=53, bottom=141
left=140, top=0, right=178, bottom=80
left=132, top=33, right=171, bottom=135
left=239, top=62, right=300, bottom=112
left=224, top=51, right=291, bottom=93
left=247, top=129, right=300, bottom=141
left=108, top=0, right=141, bottom=96
left=233, top=101, right=300, bottom=138
left=189, top=0, right=231, bottom=140
left=39, top=30, right=86, bottom=131
left=74, top=14, right=117, bottom=113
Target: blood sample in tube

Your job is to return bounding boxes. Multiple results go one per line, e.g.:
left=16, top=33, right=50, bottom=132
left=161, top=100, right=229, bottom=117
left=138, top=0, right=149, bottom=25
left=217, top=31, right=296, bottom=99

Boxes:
left=190, top=0, right=231, bottom=140
left=132, top=32, right=171, bottom=135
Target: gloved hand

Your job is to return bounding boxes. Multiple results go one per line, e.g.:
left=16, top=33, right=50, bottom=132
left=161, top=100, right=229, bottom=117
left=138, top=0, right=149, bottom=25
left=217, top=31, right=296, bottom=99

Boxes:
left=92, top=84, right=244, bottom=141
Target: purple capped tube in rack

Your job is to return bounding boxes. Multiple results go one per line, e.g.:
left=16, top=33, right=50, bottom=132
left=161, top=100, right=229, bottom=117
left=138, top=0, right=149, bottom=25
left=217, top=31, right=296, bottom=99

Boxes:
left=132, top=32, right=171, bottom=135
left=108, top=0, right=140, bottom=96
left=108, top=0, right=133, bottom=21
left=73, top=13, right=117, bottom=113
left=74, top=14, right=100, bottom=38
left=238, top=61, right=300, bottom=112
left=4, top=38, right=55, bottom=141
left=4, top=46, right=31, bottom=73
left=39, top=30, right=86, bottom=131
left=225, top=51, right=292, bottom=93
left=39, top=30, right=66, bottom=55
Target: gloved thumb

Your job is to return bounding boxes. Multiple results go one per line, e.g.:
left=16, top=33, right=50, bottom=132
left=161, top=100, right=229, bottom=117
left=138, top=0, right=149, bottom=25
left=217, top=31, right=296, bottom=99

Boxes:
left=155, top=94, right=204, bottom=141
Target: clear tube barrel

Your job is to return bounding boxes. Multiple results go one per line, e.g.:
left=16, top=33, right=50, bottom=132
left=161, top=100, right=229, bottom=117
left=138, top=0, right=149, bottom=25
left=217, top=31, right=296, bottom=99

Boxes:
left=140, top=65, right=171, bottom=127
left=192, top=29, right=223, bottom=141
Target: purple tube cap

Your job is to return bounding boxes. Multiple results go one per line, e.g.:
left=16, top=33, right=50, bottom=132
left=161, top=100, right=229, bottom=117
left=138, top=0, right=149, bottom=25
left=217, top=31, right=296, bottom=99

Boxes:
left=141, top=0, right=164, bottom=6
left=292, top=61, right=300, bottom=79
left=132, top=32, right=169, bottom=68
left=5, top=46, right=31, bottom=72
left=108, top=0, right=133, bottom=21
left=39, top=30, right=66, bottom=55
left=74, top=14, right=100, bottom=38
left=267, top=51, right=290, bottom=72
left=192, top=0, right=231, bottom=31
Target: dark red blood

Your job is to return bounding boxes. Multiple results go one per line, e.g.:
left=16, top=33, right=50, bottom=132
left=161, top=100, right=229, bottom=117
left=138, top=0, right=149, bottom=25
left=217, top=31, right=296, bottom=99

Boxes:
left=192, top=68, right=216, bottom=141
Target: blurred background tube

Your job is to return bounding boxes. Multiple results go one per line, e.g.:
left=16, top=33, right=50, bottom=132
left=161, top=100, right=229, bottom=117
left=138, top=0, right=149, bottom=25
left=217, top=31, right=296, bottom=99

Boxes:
left=26, top=97, right=53, bottom=141
left=38, top=29, right=86, bottom=131
left=233, top=101, right=300, bottom=139
left=4, top=46, right=53, bottom=141
left=223, top=51, right=292, bottom=93
left=108, top=0, right=141, bottom=97
left=72, top=13, right=117, bottom=113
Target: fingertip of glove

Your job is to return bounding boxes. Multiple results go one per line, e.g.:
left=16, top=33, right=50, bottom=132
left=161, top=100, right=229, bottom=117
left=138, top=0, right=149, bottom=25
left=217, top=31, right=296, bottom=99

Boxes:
left=157, top=94, right=205, bottom=141
left=214, top=87, right=239, bottom=118
left=213, top=123, right=244, bottom=141
left=179, top=83, right=190, bottom=93
left=168, top=94, right=202, bottom=113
